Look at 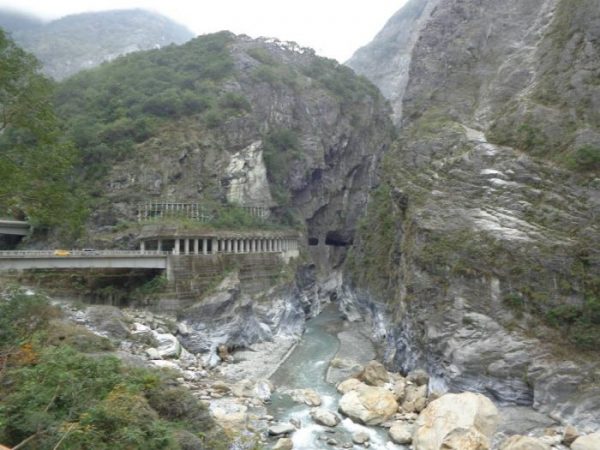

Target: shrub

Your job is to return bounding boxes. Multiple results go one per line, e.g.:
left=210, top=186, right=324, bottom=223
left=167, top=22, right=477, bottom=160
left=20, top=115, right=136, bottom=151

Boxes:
left=567, top=145, right=600, bottom=171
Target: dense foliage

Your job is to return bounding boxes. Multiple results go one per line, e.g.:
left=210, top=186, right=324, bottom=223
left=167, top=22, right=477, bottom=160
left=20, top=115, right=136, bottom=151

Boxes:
left=0, top=292, right=227, bottom=449
left=0, top=29, right=84, bottom=230
left=55, top=32, right=241, bottom=184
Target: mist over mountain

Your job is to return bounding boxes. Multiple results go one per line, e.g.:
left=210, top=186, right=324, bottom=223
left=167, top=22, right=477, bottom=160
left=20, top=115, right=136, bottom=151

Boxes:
left=0, top=8, right=194, bottom=79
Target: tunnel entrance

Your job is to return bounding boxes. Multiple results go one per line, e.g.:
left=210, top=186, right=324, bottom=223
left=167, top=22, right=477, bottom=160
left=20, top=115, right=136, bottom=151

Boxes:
left=325, top=231, right=353, bottom=247
left=308, top=237, right=319, bottom=246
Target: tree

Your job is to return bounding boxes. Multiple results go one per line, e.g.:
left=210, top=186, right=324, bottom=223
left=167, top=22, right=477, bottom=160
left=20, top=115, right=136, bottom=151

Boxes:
left=0, top=29, right=84, bottom=230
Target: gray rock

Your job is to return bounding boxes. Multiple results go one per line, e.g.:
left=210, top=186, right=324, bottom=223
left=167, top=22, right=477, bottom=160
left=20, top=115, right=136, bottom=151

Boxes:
left=310, top=408, right=340, bottom=427
left=389, top=421, right=414, bottom=445
left=407, top=369, right=429, bottom=386
left=358, top=360, right=389, bottom=386
left=352, top=431, right=370, bottom=444
left=152, top=331, right=181, bottom=359
left=273, top=438, right=293, bottom=450
left=85, top=305, right=130, bottom=339
left=572, top=432, right=600, bottom=450
left=563, top=425, right=580, bottom=446
left=268, top=423, right=296, bottom=436
left=145, top=347, right=161, bottom=360
left=499, top=435, right=550, bottom=450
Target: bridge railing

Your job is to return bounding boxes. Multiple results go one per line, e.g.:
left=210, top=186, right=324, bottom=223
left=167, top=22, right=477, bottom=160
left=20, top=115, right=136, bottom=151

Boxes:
left=0, top=250, right=169, bottom=258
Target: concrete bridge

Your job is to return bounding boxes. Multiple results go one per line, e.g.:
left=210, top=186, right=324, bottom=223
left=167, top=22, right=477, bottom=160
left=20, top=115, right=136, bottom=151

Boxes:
left=0, top=228, right=300, bottom=285
left=0, top=250, right=168, bottom=271
left=0, top=220, right=30, bottom=236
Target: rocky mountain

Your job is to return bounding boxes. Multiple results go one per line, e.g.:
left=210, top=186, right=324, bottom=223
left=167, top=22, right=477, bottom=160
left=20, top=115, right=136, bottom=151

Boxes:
left=0, top=9, right=194, bottom=80
left=54, top=32, right=395, bottom=272
left=346, top=0, right=600, bottom=431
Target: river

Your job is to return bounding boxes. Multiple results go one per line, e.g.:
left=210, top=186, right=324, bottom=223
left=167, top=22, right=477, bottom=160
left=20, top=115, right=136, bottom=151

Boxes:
left=268, top=304, right=402, bottom=449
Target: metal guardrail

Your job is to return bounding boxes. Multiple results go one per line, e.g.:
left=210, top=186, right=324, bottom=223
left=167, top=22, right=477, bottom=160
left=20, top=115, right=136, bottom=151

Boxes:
left=0, top=250, right=169, bottom=258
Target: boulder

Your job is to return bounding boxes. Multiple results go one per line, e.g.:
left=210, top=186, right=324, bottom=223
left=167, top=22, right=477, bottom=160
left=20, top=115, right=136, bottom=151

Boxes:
left=358, top=360, right=390, bottom=386
left=392, top=377, right=407, bottom=402
left=338, top=385, right=398, bottom=426
left=268, top=423, right=296, bottom=436
left=402, top=384, right=428, bottom=413
left=407, top=369, right=430, bottom=386
left=352, top=431, right=370, bottom=444
left=289, top=388, right=321, bottom=406
left=499, top=435, right=550, bottom=450
left=150, top=360, right=182, bottom=373
left=273, top=438, right=293, bottom=450
left=211, top=403, right=248, bottom=429
left=177, top=322, right=191, bottom=336
left=572, top=432, right=600, bottom=450
left=145, top=347, right=162, bottom=360
left=254, top=379, right=274, bottom=402
left=441, top=428, right=489, bottom=450
left=337, top=378, right=364, bottom=394
left=152, top=331, right=181, bottom=359
left=563, top=425, right=580, bottom=446
left=310, top=408, right=340, bottom=427
left=389, top=421, right=414, bottom=445
left=413, top=392, right=499, bottom=450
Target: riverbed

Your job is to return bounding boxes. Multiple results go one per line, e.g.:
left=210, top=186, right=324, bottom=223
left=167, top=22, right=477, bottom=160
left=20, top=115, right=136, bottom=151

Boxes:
left=268, top=304, right=402, bottom=449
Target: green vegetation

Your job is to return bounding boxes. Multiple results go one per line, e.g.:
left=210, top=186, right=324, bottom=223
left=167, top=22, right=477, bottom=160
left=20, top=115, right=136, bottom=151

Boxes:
left=302, top=57, right=380, bottom=109
left=0, top=291, right=227, bottom=449
left=0, top=29, right=85, bottom=231
left=567, top=145, right=600, bottom=171
left=262, top=128, right=304, bottom=205
left=55, top=32, right=240, bottom=183
left=347, top=182, right=402, bottom=298
left=546, top=296, right=600, bottom=350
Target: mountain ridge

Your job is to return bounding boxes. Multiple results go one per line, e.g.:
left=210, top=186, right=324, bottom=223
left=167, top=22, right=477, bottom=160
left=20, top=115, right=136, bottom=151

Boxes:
left=0, top=8, right=194, bottom=80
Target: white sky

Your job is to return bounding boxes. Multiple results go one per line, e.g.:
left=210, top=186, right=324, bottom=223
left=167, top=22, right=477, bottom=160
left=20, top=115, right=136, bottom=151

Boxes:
left=0, top=1, right=407, bottom=62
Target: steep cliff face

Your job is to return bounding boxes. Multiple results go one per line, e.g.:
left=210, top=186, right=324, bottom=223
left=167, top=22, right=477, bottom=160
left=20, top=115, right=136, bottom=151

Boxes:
left=56, top=33, right=395, bottom=274
left=346, top=0, right=439, bottom=123
left=0, top=9, right=194, bottom=80
left=347, top=0, right=600, bottom=430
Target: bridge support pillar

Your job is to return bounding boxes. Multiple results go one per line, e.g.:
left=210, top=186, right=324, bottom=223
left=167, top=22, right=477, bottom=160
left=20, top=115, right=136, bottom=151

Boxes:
left=174, top=239, right=180, bottom=255
left=184, top=239, right=190, bottom=255
left=212, top=239, right=217, bottom=254
left=140, top=241, right=145, bottom=254
left=194, top=239, right=199, bottom=254
left=202, top=239, right=208, bottom=255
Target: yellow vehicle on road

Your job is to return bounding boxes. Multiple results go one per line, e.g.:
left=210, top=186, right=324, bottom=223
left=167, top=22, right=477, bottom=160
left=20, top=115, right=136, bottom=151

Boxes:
left=53, top=250, right=71, bottom=256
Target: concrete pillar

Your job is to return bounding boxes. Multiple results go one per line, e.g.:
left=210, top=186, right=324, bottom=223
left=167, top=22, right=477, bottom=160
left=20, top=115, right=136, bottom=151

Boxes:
left=140, top=240, right=146, bottom=254
left=212, top=239, right=217, bottom=254
left=158, top=239, right=163, bottom=251
left=194, top=239, right=199, bottom=255
left=250, top=239, right=255, bottom=253
left=184, top=239, right=190, bottom=255
left=226, top=239, right=231, bottom=253
left=203, top=238, right=208, bottom=255
left=174, top=239, right=180, bottom=255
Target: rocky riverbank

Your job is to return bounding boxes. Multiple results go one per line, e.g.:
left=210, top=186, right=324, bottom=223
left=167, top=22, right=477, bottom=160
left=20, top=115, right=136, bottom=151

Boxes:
left=44, top=289, right=599, bottom=450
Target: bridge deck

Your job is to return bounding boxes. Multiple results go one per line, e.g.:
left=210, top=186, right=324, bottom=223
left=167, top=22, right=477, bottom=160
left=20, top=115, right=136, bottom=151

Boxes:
left=0, top=250, right=168, bottom=270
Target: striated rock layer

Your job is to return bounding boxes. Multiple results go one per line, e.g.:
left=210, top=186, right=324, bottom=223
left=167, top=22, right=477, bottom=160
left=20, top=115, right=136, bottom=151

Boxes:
left=346, top=0, right=600, bottom=431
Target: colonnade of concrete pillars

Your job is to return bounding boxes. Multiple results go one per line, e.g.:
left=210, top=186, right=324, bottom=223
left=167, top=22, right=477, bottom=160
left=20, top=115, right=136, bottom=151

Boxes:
left=141, top=237, right=298, bottom=255
left=171, top=238, right=217, bottom=255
